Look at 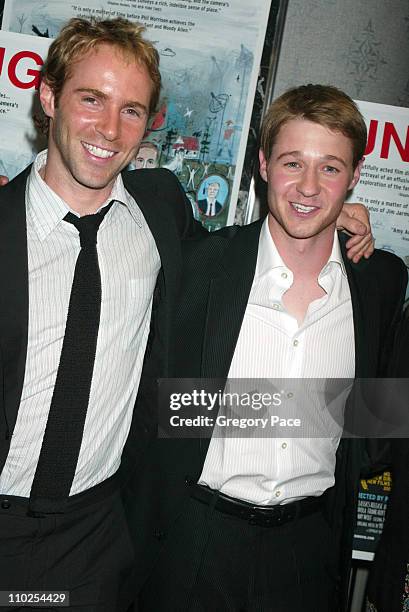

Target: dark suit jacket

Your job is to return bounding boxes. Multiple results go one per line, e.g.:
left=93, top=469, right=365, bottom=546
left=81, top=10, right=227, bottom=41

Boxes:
left=0, top=165, right=199, bottom=476
left=126, top=218, right=407, bottom=608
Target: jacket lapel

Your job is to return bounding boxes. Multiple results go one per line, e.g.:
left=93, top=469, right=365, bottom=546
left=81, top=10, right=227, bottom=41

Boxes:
left=339, top=234, right=380, bottom=377
left=123, top=171, right=181, bottom=375
left=201, top=220, right=263, bottom=378
left=0, top=167, right=30, bottom=451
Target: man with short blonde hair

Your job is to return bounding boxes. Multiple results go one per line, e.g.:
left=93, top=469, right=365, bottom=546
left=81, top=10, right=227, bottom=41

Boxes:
left=0, top=17, right=195, bottom=611
left=132, top=85, right=407, bottom=612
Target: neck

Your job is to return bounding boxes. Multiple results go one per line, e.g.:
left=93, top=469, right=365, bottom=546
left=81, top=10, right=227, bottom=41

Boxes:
left=268, top=215, right=335, bottom=279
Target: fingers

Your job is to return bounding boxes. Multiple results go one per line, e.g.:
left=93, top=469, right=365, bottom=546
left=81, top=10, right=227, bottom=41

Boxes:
left=338, top=202, right=374, bottom=263
left=347, top=202, right=370, bottom=226
left=345, top=231, right=375, bottom=263
left=337, top=203, right=370, bottom=236
left=0, top=175, right=9, bottom=186
left=341, top=217, right=367, bottom=237
left=337, top=206, right=368, bottom=236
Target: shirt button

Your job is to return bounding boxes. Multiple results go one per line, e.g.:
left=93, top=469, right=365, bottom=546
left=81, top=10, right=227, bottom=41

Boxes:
left=273, top=303, right=281, bottom=310
left=281, top=442, right=287, bottom=449
left=287, top=392, right=293, bottom=399
left=281, top=272, right=288, bottom=279
left=275, top=490, right=281, bottom=498
left=1, top=500, right=10, bottom=509
left=293, top=339, right=299, bottom=347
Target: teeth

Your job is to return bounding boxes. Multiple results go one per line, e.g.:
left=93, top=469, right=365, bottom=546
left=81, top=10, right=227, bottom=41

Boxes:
left=83, top=143, right=115, bottom=159
left=292, top=202, right=316, bottom=213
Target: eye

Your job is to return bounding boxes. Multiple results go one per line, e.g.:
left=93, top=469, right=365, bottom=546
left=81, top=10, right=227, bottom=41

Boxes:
left=124, top=107, right=145, bottom=118
left=323, top=165, right=340, bottom=174
left=284, top=161, right=300, bottom=169
left=82, top=96, right=98, bottom=105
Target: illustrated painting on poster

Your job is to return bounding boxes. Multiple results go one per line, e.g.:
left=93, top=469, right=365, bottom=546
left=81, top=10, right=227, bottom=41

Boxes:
left=2, top=0, right=271, bottom=231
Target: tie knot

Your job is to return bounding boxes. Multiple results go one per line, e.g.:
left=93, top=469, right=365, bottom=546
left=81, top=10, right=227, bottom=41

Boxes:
left=64, top=201, right=113, bottom=248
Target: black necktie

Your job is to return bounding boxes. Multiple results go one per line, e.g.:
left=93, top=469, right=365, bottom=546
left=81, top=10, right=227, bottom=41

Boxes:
left=28, top=202, right=113, bottom=516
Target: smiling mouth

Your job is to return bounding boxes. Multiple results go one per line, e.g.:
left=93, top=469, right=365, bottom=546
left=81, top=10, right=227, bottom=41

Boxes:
left=290, top=202, right=318, bottom=214
left=82, top=142, right=116, bottom=159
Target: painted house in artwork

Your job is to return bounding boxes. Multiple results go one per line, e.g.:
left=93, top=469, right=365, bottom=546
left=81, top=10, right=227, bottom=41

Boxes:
left=172, top=136, right=200, bottom=160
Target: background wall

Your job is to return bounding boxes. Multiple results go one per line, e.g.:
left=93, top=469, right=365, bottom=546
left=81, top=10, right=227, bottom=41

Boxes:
left=273, top=0, right=409, bottom=107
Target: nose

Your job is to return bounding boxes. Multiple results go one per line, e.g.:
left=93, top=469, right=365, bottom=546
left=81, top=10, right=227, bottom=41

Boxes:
left=96, top=106, right=120, bottom=142
left=296, top=167, right=320, bottom=197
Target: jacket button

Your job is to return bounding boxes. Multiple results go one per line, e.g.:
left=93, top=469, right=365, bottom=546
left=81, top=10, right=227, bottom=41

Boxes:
left=1, top=499, right=10, bottom=509
left=153, top=530, right=166, bottom=541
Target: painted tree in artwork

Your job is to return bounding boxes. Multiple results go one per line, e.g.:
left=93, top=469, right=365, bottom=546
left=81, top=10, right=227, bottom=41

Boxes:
left=16, top=14, right=28, bottom=33
left=163, top=128, right=177, bottom=159
left=200, top=124, right=211, bottom=163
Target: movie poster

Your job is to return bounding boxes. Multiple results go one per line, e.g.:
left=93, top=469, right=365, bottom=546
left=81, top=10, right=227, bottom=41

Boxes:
left=0, top=30, right=50, bottom=179
left=350, top=101, right=409, bottom=272
left=353, top=471, right=391, bottom=561
left=2, top=0, right=271, bottom=230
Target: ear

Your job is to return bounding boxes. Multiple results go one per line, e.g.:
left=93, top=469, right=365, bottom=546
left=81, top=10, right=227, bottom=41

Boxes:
left=39, top=80, right=56, bottom=119
left=258, top=149, right=268, bottom=183
left=348, top=157, right=364, bottom=191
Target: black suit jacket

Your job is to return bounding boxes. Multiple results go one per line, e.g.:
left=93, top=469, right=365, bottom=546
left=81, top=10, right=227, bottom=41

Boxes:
left=127, top=219, right=407, bottom=607
left=0, top=165, right=200, bottom=475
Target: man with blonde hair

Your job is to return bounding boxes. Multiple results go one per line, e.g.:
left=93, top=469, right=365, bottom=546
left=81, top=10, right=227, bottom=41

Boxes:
left=0, top=17, right=196, bottom=611
left=130, top=84, right=407, bottom=611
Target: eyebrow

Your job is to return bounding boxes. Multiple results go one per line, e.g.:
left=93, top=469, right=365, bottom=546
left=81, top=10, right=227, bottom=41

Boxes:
left=276, top=150, right=348, bottom=168
left=75, top=88, right=149, bottom=114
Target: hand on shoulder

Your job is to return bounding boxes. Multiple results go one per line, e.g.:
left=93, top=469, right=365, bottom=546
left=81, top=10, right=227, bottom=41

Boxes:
left=337, top=202, right=374, bottom=263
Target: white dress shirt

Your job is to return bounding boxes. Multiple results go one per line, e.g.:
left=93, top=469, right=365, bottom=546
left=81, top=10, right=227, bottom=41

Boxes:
left=0, top=150, right=160, bottom=497
left=199, top=218, right=355, bottom=505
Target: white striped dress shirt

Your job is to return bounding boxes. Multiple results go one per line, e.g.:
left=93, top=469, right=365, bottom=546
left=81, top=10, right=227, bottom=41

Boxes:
left=199, top=218, right=355, bottom=505
left=0, top=150, right=160, bottom=497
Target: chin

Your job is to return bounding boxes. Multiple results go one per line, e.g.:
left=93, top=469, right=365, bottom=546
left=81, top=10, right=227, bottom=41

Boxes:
left=285, top=225, right=325, bottom=240
left=75, top=172, right=116, bottom=191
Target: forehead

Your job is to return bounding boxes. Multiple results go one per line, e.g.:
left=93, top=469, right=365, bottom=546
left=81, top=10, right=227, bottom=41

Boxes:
left=69, top=44, right=135, bottom=74
left=64, top=43, right=153, bottom=97
left=273, top=118, right=354, bottom=162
